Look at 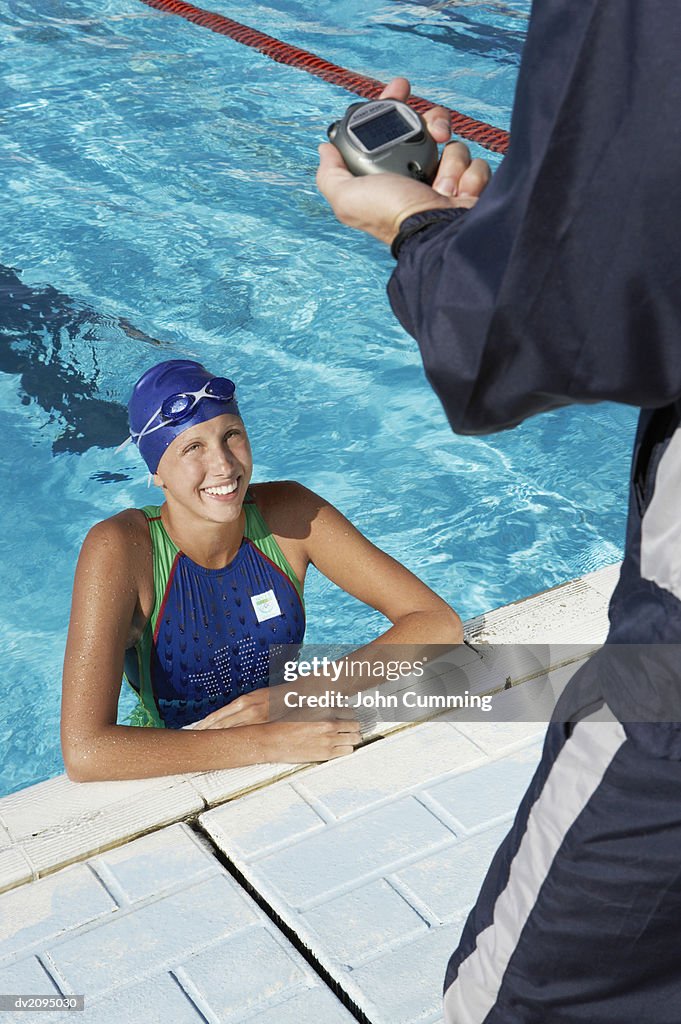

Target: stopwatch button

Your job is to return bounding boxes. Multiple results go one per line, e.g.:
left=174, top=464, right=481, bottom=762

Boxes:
left=327, top=122, right=338, bottom=140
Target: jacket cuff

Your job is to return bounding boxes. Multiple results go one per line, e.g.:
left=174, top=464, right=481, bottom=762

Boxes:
left=390, top=208, right=468, bottom=259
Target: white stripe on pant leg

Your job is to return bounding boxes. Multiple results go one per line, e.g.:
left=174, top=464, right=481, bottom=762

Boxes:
left=444, top=710, right=626, bottom=1024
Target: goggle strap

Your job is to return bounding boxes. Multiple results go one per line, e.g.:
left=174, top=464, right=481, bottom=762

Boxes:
left=115, top=435, right=134, bottom=455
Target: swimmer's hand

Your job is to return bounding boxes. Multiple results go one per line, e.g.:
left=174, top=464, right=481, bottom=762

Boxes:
left=316, top=77, right=491, bottom=245
left=263, top=720, right=362, bottom=763
left=191, top=698, right=360, bottom=762
left=187, top=689, right=361, bottom=761
left=188, top=685, right=357, bottom=730
left=189, top=687, right=272, bottom=729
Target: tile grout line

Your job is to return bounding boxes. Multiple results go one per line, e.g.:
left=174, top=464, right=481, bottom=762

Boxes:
left=189, top=819, right=375, bottom=1024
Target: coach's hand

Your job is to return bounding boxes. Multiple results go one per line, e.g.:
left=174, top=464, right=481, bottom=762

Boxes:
left=316, top=77, right=490, bottom=245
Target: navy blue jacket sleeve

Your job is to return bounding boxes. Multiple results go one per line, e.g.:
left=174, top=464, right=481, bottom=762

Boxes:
left=388, top=0, right=681, bottom=435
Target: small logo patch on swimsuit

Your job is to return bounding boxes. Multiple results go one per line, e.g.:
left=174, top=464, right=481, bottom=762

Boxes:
left=251, top=589, right=282, bottom=622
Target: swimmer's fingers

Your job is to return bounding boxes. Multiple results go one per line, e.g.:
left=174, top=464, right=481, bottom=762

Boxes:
left=379, top=77, right=452, bottom=144
left=326, top=719, right=362, bottom=746
left=267, top=719, right=362, bottom=763
left=327, top=743, right=358, bottom=759
left=328, top=720, right=362, bottom=758
left=189, top=688, right=271, bottom=730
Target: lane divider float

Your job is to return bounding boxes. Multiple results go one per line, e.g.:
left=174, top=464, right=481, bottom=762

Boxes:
left=138, top=0, right=510, bottom=154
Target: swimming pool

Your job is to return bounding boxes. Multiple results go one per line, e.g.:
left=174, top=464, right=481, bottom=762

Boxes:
left=0, top=0, right=636, bottom=796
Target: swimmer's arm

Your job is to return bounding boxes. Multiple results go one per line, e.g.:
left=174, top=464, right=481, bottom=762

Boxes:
left=295, top=483, right=462, bottom=643
left=61, top=517, right=358, bottom=782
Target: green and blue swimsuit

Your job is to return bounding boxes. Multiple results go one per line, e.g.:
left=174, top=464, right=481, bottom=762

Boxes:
left=124, top=493, right=305, bottom=728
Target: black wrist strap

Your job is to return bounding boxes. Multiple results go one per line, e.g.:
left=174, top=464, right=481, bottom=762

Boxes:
left=390, top=208, right=467, bottom=260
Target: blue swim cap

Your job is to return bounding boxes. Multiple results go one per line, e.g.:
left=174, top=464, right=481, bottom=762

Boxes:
left=128, top=359, right=240, bottom=473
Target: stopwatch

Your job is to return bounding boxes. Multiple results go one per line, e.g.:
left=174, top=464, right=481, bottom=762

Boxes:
left=327, top=99, right=439, bottom=183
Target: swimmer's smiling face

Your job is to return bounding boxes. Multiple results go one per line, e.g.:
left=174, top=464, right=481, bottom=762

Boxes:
left=153, top=413, right=253, bottom=524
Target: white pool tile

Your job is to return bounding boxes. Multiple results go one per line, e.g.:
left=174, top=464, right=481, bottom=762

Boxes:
left=43, top=874, right=258, bottom=998
left=293, top=722, right=486, bottom=819
left=201, top=781, right=326, bottom=861
left=244, top=797, right=456, bottom=909
left=89, top=823, right=219, bottom=905
left=0, top=863, right=116, bottom=962
left=301, top=878, right=429, bottom=968
left=175, top=927, right=305, bottom=1020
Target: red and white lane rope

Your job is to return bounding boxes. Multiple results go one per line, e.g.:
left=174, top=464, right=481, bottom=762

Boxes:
left=138, top=0, right=510, bottom=154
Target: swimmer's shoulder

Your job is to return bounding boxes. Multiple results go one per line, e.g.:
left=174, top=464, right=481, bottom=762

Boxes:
left=83, top=508, right=149, bottom=546
left=78, top=509, right=152, bottom=582
left=249, top=480, right=327, bottom=533
left=73, top=511, right=154, bottom=643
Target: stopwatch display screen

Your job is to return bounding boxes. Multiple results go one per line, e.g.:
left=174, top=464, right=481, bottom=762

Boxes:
left=351, top=107, right=414, bottom=151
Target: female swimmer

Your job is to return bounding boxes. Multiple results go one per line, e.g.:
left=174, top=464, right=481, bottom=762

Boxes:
left=61, top=359, right=462, bottom=781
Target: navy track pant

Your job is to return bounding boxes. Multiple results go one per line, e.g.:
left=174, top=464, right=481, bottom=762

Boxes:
left=443, top=705, right=681, bottom=1023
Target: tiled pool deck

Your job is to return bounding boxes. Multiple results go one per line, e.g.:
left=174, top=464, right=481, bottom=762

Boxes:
left=0, top=564, right=619, bottom=1023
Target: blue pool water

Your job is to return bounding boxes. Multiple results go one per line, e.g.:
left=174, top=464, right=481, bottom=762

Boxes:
left=0, top=0, right=636, bottom=796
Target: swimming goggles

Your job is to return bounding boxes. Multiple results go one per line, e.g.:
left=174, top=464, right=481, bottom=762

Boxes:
left=116, top=377, right=237, bottom=452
